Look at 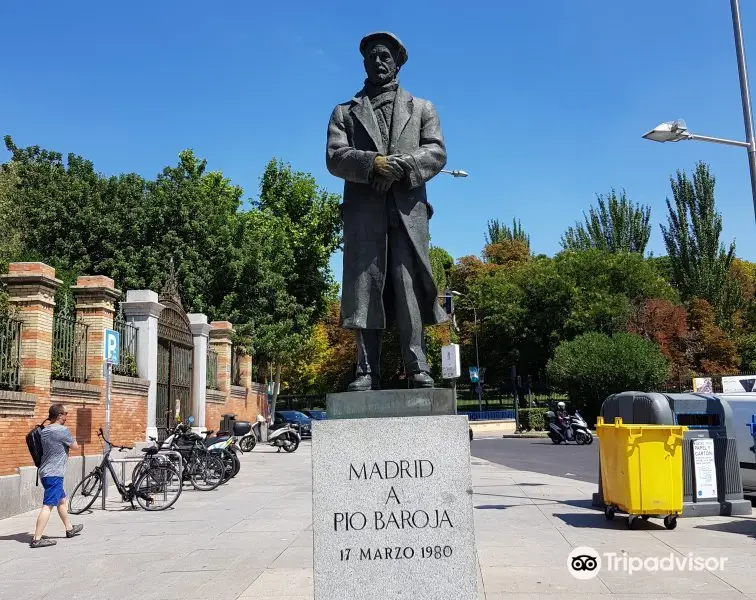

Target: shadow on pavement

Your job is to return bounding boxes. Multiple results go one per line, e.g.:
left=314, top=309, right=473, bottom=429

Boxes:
left=553, top=512, right=666, bottom=530
left=473, top=493, right=598, bottom=512
left=0, top=532, right=32, bottom=544
left=695, top=519, right=756, bottom=539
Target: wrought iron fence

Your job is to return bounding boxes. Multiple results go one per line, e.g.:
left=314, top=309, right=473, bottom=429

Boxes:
left=231, top=348, right=242, bottom=386
left=660, top=372, right=756, bottom=394
left=0, top=317, right=22, bottom=390
left=52, top=312, right=88, bottom=382
left=207, top=349, right=220, bottom=390
left=113, top=316, right=139, bottom=377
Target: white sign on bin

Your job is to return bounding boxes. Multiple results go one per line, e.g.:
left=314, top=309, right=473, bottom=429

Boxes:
left=692, top=438, right=717, bottom=499
left=441, top=343, right=461, bottom=379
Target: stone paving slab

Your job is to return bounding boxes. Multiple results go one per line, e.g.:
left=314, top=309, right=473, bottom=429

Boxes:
left=0, top=442, right=755, bottom=600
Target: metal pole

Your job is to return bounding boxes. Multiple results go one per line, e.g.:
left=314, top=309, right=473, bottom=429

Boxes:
left=730, top=0, right=756, bottom=225
left=102, top=362, right=112, bottom=510
left=473, top=306, right=481, bottom=414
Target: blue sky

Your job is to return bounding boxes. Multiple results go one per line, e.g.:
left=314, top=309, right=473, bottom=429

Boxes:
left=2, top=0, right=756, bottom=286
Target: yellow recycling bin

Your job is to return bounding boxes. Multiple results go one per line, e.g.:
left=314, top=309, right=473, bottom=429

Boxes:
left=596, top=416, right=687, bottom=530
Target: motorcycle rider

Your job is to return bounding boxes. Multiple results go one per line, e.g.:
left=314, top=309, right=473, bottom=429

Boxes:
left=555, top=401, right=573, bottom=441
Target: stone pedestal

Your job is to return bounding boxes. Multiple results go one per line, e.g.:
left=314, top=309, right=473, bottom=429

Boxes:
left=327, top=388, right=456, bottom=419
left=312, top=389, right=477, bottom=600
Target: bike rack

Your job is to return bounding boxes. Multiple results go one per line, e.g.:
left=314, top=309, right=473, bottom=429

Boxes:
left=110, top=450, right=184, bottom=489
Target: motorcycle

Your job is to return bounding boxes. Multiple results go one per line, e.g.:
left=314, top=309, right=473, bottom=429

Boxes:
left=545, top=410, right=593, bottom=445
left=255, top=414, right=301, bottom=453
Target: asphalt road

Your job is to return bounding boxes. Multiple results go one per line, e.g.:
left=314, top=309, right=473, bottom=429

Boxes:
left=470, top=437, right=600, bottom=484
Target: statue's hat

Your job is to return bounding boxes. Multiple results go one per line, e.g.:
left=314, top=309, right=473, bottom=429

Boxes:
left=359, top=32, right=408, bottom=67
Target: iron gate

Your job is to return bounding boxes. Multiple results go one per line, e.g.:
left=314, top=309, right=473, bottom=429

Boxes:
left=156, top=298, right=193, bottom=441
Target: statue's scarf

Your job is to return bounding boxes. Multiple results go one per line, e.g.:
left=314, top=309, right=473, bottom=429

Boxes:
left=364, top=79, right=398, bottom=148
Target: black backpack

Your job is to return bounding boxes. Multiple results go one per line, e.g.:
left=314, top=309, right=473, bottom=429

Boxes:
left=26, top=421, right=47, bottom=485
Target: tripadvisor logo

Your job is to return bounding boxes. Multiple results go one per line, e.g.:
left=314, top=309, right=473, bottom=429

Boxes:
left=568, top=546, right=728, bottom=578
left=568, top=547, right=601, bottom=580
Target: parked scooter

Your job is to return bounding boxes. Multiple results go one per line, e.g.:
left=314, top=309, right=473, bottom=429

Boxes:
left=255, top=414, right=301, bottom=453
left=545, top=410, right=593, bottom=445
left=238, top=428, right=257, bottom=452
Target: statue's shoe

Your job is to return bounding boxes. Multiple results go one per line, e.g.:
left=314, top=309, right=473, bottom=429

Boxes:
left=347, top=374, right=381, bottom=391
left=410, top=371, right=434, bottom=388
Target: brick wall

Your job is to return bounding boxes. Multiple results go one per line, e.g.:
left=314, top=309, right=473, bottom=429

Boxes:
left=0, top=264, right=150, bottom=476
left=0, top=262, right=264, bottom=481
left=205, top=386, right=265, bottom=432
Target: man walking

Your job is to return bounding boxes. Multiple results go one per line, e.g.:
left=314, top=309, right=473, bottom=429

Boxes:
left=30, top=403, right=83, bottom=548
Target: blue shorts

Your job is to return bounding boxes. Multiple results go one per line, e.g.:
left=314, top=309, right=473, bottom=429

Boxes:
left=40, top=476, right=66, bottom=506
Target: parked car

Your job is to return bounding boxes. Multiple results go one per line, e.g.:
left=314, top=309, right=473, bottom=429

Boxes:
left=303, top=410, right=327, bottom=420
left=275, top=410, right=312, bottom=438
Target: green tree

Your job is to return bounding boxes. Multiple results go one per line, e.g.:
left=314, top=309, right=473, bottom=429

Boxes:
left=554, top=249, right=677, bottom=337
left=429, top=245, right=454, bottom=294
left=485, top=217, right=530, bottom=247
left=546, top=332, right=668, bottom=422
left=561, top=188, right=651, bottom=254
left=0, top=161, right=22, bottom=272
left=256, top=159, right=342, bottom=329
left=660, top=162, right=741, bottom=326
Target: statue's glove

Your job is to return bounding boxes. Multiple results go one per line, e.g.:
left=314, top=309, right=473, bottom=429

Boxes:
left=372, top=175, right=394, bottom=193
left=387, top=154, right=413, bottom=177
left=373, top=155, right=404, bottom=180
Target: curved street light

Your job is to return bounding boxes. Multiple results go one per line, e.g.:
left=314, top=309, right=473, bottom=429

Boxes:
left=642, top=0, right=756, bottom=226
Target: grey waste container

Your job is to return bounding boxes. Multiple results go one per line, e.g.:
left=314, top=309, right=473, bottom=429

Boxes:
left=593, top=391, right=751, bottom=517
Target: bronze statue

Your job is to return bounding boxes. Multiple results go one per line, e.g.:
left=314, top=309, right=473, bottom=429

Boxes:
left=326, top=31, right=448, bottom=391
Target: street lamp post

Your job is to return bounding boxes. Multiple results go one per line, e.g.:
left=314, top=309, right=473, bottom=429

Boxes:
left=642, top=0, right=756, bottom=225
left=451, top=291, right=482, bottom=414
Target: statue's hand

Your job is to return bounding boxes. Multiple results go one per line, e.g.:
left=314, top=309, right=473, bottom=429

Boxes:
left=388, top=154, right=413, bottom=176
left=373, top=155, right=404, bottom=180
left=372, top=176, right=393, bottom=193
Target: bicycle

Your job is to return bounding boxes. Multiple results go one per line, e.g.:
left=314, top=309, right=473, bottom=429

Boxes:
left=68, top=428, right=182, bottom=514
left=149, top=422, right=225, bottom=491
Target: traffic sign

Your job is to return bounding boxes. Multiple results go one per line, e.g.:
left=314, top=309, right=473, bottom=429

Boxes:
left=103, top=329, right=120, bottom=365
left=469, top=366, right=479, bottom=383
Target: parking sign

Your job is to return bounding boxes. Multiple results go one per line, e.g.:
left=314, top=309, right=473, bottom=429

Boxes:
left=104, top=328, right=120, bottom=365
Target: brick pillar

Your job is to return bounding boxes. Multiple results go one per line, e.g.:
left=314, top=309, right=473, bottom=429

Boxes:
left=70, top=276, right=121, bottom=387
left=0, top=262, right=61, bottom=395
left=239, top=354, right=253, bottom=391
left=209, top=321, right=233, bottom=395
left=120, top=290, right=164, bottom=440
left=188, top=313, right=211, bottom=429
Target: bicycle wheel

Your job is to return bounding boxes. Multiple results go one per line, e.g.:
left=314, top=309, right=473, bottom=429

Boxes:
left=134, top=465, right=182, bottom=511
left=69, top=472, right=102, bottom=514
left=189, top=454, right=224, bottom=491
left=217, top=449, right=235, bottom=484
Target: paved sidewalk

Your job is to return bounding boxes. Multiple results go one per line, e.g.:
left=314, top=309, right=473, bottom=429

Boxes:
left=1, top=443, right=755, bottom=600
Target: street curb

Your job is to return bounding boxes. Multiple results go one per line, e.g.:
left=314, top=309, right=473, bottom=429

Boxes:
left=501, top=431, right=598, bottom=439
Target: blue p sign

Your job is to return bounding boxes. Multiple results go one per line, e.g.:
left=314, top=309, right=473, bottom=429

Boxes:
left=104, top=329, right=120, bottom=365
